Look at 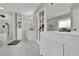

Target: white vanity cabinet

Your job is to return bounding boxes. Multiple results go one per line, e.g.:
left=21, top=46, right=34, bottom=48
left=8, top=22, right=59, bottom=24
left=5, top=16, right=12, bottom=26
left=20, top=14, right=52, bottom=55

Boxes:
left=64, top=45, right=79, bottom=56
left=40, top=32, right=79, bottom=56
left=40, top=36, right=48, bottom=56
left=46, top=39, right=63, bottom=56
left=40, top=35, right=63, bottom=56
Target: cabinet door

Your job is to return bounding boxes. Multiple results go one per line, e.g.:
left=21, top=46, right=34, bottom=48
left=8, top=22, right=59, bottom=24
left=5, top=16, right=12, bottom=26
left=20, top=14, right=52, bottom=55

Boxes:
left=46, top=39, right=63, bottom=56
left=64, top=45, right=79, bottom=56
left=40, top=37, right=47, bottom=56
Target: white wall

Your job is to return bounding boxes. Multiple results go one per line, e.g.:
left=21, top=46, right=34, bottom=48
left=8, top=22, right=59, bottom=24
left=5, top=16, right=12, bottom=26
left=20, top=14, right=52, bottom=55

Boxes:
left=47, top=3, right=74, bottom=31
left=22, top=15, right=36, bottom=41
left=0, top=11, right=16, bottom=42
left=0, top=12, right=9, bottom=33
left=47, top=3, right=74, bottom=19
left=47, top=13, right=71, bottom=31
left=47, top=19, right=57, bottom=31
left=7, top=12, right=16, bottom=41
left=72, top=4, right=79, bottom=31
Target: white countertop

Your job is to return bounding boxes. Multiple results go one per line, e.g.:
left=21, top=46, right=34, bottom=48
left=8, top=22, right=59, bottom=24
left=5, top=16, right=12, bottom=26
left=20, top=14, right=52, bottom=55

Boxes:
left=41, top=31, right=79, bottom=37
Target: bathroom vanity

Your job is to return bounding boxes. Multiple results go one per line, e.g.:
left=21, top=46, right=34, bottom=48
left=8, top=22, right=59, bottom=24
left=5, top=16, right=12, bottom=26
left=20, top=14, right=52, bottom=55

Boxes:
left=40, top=31, right=79, bottom=56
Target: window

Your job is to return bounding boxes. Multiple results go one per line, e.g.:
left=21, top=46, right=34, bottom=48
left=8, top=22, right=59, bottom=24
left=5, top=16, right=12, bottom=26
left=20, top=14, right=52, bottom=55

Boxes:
left=58, top=18, right=71, bottom=28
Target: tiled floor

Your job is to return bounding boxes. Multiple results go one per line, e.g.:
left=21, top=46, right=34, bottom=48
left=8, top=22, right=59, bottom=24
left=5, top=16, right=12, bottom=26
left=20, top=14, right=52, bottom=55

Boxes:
left=0, top=40, right=40, bottom=56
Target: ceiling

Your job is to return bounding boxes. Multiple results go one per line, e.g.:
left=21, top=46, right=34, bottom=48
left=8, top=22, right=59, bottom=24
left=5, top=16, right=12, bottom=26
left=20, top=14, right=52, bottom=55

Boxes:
left=0, top=3, right=41, bottom=16
left=47, top=3, right=74, bottom=19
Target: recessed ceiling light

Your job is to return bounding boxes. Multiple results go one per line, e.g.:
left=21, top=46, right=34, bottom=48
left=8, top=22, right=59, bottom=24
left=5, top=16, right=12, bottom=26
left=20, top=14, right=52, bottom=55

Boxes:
left=50, top=3, right=53, bottom=4
left=0, top=7, right=4, bottom=9
left=49, top=3, right=55, bottom=6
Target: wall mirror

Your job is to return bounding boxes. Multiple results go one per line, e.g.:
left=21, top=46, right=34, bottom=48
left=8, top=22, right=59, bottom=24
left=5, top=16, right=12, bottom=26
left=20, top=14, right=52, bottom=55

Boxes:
left=58, top=18, right=71, bottom=32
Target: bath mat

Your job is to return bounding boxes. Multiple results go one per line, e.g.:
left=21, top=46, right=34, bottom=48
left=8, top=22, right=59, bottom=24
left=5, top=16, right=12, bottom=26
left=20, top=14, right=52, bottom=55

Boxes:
left=7, top=40, right=21, bottom=45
